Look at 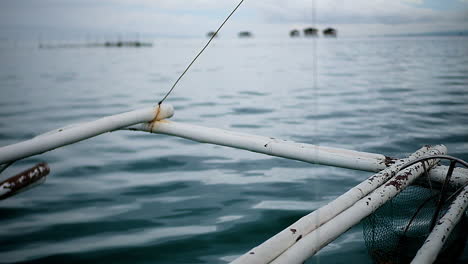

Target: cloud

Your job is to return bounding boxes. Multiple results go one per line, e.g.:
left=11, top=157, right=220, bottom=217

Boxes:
left=0, top=0, right=467, bottom=38
left=402, top=0, right=425, bottom=4
left=253, top=0, right=450, bottom=24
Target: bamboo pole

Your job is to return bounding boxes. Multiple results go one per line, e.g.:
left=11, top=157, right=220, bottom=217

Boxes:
left=268, top=145, right=446, bottom=264
left=411, top=185, right=468, bottom=264
left=0, top=104, right=174, bottom=164
left=228, top=145, right=446, bottom=264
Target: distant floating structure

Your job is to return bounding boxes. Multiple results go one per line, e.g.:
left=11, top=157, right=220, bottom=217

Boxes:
left=289, top=29, right=300, bottom=38
left=323, top=28, right=337, bottom=37
left=207, top=31, right=218, bottom=38
left=303, top=27, right=318, bottom=37
left=238, top=31, right=253, bottom=38
left=104, top=41, right=152, bottom=47
left=39, top=40, right=152, bottom=49
left=289, top=27, right=338, bottom=38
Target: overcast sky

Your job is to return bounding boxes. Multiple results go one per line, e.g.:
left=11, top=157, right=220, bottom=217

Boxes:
left=1, top=0, right=467, bottom=39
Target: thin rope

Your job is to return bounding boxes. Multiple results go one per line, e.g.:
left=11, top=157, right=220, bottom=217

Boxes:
left=159, top=0, right=246, bottom=105
left=311, top=0, right=320, bottom=263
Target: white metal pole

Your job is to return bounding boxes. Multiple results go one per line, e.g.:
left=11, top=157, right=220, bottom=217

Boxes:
left=133, top=121, right=390, bottom=172
left=411, top=185, right=468, bottom=264
left=133, top=121, right=464, bottom=187
left=228, top=145, right=446, bottom=264
left=0, top=104, right=174, bottom=164
left=1, top=105, right=463, bottom=188
left=268, top=145, right=447, bottom=264
left=424, top=165, right=468, bottom=189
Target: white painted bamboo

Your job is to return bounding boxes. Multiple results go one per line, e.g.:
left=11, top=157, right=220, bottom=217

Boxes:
left=227, top=145, right=446, bottom=264
left=0, top=104, right=174, bottom=164
left=411, top=185, right=468, bottom=264
left=132, top=121, right=390, bottom=172
left=269, top=145, right=447, bottom=264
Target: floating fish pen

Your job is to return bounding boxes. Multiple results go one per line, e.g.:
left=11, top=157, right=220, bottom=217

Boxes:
left=103, top=41, right=152, bottom=47
left=1, top=104, right=467, bottom=264
left=39, top=41, right=152, bottom=49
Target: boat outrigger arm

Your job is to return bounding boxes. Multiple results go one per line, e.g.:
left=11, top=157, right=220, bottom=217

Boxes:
left=1, top=103, right=467, bottom=264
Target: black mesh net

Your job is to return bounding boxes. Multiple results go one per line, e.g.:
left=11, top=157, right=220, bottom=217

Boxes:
left=363, top=184, right=468, bottom=264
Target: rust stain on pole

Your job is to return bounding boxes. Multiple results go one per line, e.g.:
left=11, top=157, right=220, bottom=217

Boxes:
left=148, top=105, right=162, bottom=131
left=382, top=156, right=397, bottom=167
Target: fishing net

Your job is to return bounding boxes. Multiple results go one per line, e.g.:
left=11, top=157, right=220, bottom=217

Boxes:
left=363, top=184, right=468, bottom=264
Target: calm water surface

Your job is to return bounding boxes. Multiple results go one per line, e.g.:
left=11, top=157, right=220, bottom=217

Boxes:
left=0, top=37, right=468, bottom=263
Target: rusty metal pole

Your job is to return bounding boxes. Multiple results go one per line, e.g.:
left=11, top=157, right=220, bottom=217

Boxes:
left=0, top=163, right=50, bottom=200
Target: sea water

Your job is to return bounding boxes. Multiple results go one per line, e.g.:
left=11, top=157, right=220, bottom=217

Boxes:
left=0, top=37, right=467, bottom=263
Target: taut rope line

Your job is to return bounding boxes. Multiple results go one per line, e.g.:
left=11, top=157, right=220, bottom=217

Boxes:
left=159, top=0, right=246, bottom=105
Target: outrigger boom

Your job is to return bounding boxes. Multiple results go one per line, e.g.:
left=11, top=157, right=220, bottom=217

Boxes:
left=1, top=104, right=467, bottom=264
left=0, top=104, right=174, bottom=164
left=0, top=104, right=465, bottom=185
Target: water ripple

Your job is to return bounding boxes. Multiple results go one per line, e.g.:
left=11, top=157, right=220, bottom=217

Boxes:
left=1, top=37, right=467, bottom=264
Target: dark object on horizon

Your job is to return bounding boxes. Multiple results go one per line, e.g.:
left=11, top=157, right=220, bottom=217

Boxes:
left=238, top=31, right=253, bottom=38
left=39, top=41, right=152, bottom=49
left=323, top=28, right=337, bottom=37
left=303, top=27, right=318, bottom=37
left=289, top=29, right=300, bottom=37
left=104, top=41, right=152, bottom=47
left=207, top=31, right=218, bottom=38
